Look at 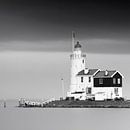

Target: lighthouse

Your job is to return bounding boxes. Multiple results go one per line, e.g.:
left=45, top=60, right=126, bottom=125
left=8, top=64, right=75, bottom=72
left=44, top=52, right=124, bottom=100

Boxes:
left=67, top=33, right=123, bottom=100
left=67, top=33, right=86, bottom=97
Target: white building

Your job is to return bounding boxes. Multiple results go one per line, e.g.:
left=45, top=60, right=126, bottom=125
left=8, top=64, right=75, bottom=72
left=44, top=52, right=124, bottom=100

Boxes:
left=67, top=34, right=123, bottom=101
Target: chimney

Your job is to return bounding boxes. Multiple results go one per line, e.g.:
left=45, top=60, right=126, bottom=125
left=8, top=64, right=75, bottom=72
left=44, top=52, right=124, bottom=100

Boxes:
left=84, top=68, right=89, bottom=74
left=105, top=70, right=108, bottom=76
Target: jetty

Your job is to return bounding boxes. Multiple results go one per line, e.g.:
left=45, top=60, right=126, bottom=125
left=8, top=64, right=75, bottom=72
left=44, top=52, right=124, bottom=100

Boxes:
left=18, top=98, right=130, bottom=108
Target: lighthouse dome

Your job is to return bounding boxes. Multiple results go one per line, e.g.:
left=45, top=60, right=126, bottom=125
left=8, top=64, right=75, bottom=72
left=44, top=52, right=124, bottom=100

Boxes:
left=74, top=41, right=82, bottom=48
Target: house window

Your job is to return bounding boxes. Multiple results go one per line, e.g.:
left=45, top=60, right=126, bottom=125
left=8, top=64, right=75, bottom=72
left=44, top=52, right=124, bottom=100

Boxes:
left=99, top=78, right=103, bottom=84
left=81, top=77, right=83, bottom=82
left=113, top=78, right=116, bottom=84
left=86, top=88, right=91, bottom=94
left=89, top=77, right=91, bottom=82
left=114, top=88, right=118, bottom=95
left=118, top=78, right=121, bottom=84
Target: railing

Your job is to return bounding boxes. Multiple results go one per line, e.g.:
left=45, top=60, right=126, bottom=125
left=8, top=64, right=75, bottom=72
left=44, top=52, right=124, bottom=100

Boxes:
left=70, top=54, right=86, bottom=59
left=19, top=98, right=55, bottom=107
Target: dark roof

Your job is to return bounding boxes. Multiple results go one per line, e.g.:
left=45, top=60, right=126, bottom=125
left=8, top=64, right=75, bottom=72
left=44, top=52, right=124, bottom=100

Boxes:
left=77, top=69, right=99, bottom=76
left=94, top=70, right=117, bottom=78
left=74, top=41, right=82, bottom=48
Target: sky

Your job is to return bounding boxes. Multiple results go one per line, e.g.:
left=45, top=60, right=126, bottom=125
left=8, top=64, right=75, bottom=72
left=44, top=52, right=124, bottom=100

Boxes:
left=0, top=0, right=130, bottom=53
left=0, top=0, right=130, bottom=99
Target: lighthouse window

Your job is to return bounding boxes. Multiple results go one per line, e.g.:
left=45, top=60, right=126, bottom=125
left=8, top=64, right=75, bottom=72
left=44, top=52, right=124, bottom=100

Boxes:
left=89, top=77, right=91, bottom=82
left=99, top=78, right=103, bottom=84
left=82, top=59, right=84, bottom=63
left=81, top=77, right=83, bottom=82
left=118, top=78, right=121, bottom=84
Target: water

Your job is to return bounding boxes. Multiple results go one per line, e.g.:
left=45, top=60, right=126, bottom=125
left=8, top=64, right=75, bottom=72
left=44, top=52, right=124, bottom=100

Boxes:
left=0, top=106, right=130, bottom=130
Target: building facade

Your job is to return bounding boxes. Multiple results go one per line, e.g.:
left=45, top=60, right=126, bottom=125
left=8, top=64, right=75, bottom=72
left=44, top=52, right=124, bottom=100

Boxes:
left=67, top=38, right=123, bottom=101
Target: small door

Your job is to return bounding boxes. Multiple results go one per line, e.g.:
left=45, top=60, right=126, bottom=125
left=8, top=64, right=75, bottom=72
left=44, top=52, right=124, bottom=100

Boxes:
left=86, top=87, right=92, bottom=94
left=114, top=88, right=118, bottom=96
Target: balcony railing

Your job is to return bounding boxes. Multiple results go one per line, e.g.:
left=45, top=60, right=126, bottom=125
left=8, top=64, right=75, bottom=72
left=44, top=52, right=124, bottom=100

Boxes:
left=70, top=54, right=86, bottom=59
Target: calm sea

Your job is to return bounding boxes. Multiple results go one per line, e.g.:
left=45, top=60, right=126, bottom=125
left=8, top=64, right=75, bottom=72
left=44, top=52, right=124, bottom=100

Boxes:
left=0, top=100, right=130, bottom=130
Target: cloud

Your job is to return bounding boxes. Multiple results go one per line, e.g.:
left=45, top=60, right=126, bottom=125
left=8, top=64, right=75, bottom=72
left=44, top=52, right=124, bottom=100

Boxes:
left=0, top=38, right=130, bottom=54
left=82, top=38, right=130, bottom=54
left=0, top=40, right=71, bottom=52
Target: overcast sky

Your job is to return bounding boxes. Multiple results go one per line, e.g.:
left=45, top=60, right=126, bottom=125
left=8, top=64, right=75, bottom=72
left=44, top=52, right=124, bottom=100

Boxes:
left=0, top=0, right=130, bottom=99
left=0, top=0, right=130, bottom=53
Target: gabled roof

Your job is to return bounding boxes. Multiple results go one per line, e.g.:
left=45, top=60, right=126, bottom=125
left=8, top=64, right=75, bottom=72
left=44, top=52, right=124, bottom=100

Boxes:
left=77, top=69, right=99, bottom=76
left=94, top=70, right=118, bottom=78
left=111, top=71, right=124, bottom=78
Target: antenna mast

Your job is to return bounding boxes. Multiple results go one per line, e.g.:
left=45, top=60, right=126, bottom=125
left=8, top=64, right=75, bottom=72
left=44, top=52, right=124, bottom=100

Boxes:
left=61, top=78, right=64, bottom=99
left=72, top=31, right=75, bottom=52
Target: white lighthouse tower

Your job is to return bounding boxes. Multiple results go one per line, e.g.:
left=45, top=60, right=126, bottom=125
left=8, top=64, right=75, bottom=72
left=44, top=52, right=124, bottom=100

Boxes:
left=67, top=32, right=86, bottom=97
